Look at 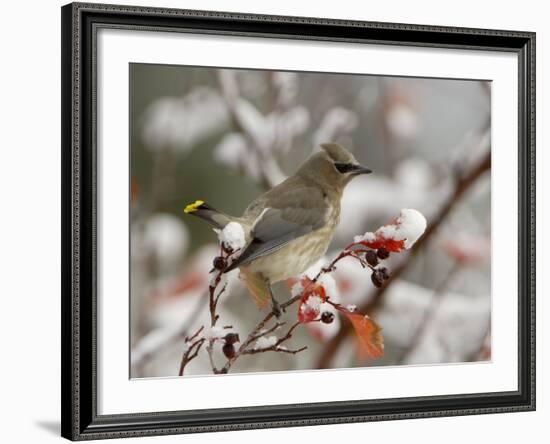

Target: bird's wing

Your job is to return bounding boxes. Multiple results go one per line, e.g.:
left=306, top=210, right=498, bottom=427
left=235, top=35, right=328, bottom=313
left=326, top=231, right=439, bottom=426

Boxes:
left=225, top=187, right=327, bottom=271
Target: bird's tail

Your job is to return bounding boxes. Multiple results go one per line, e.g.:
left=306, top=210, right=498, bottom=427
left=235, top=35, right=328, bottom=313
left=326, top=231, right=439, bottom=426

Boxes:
left=184, top=200, right=272, bottom=309
left=183, top=200, right=232, bottom=229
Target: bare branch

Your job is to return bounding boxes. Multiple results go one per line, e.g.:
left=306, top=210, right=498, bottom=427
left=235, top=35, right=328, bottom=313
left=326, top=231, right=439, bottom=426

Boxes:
left=244, top=345, right=308, bottom=355
left=178, top=325, right=207, bottom=376
left=247, top=322, right=286, bottom=343
left=186, top=325, right=204, bottom=342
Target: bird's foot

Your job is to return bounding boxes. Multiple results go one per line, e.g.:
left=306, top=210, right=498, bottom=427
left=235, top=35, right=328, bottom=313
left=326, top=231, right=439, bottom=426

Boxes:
left=271, top=299, right=285, bottom=319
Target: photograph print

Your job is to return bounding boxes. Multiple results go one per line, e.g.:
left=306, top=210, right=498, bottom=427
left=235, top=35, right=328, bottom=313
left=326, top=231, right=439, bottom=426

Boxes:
left=129, top=63, right=491, bottom=379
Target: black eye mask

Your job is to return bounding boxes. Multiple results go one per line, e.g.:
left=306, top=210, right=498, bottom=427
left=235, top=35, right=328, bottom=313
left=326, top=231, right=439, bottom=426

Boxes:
left=334, top=162, right=373, bottom=175
left=334, top=162, right=356, bottom=174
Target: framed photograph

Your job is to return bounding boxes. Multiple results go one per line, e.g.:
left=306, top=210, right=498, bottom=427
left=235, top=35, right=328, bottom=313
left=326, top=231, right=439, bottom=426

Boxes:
left=61, top=2, right=535, bottom=440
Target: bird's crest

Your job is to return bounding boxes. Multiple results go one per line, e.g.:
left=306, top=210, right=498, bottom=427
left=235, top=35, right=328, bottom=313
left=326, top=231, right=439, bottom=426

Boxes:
left=320, top=143, right=355, bottom=163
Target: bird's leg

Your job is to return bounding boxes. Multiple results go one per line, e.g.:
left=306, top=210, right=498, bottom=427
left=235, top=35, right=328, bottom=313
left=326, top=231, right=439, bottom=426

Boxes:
left=267, top=282, right=285, bottom=319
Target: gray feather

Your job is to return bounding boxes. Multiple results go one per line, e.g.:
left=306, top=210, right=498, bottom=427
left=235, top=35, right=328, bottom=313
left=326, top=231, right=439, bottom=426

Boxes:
left=186, top=203, right=231, bottom=229
left=225, top=185, right=327, bottom=271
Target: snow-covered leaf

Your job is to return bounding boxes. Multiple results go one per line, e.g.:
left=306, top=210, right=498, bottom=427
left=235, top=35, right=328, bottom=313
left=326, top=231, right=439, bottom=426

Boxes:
left=354, top=208, right=427, bottom=252
left=296, top=277, right=326, bottom=323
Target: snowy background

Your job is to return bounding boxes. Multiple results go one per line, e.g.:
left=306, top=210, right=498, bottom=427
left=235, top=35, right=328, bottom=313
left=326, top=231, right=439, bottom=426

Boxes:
left=129, top=64, right=491, bottom=378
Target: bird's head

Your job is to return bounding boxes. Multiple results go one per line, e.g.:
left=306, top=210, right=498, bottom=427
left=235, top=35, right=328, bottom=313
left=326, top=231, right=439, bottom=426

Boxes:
left=297, top=143, right=372, bottom=191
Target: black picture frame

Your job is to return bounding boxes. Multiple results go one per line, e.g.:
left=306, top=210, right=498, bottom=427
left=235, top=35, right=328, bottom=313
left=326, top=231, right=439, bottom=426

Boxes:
left=61, top=2, right=536, bottom=440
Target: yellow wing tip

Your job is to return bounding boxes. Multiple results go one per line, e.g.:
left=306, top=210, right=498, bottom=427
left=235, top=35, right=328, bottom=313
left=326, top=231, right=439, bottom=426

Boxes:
left=184, top=200, right=204, bottom=214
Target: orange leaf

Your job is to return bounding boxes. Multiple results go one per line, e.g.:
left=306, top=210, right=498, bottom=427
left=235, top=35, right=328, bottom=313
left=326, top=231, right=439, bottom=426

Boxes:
left=343, top=312, right=384, bottom=359
left=296, top=278, right=326, bottom=323
left=357, top=237, right=405, bottom=253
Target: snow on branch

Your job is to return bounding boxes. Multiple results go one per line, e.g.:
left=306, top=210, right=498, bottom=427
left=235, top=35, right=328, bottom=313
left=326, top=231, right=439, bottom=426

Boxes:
left=353, top=208, right=427, bottom=251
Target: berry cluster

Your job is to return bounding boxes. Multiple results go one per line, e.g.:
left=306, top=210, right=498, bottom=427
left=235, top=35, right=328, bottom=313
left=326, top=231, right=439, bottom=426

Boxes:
left=365, top=247, right=391, bottom=288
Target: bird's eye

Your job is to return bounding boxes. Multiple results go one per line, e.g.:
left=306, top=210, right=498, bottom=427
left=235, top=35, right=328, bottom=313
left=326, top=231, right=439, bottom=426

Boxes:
left=334, top=162, right=355, bottom=174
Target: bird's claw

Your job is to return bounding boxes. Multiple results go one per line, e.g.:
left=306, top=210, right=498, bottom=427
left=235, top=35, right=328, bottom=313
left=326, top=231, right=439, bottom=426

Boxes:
left=271, top=299, right=284, bottom=319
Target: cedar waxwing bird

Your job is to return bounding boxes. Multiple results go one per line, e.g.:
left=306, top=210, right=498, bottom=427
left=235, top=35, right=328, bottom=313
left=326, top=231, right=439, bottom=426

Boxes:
left=184, top=143, right=372, bottom=317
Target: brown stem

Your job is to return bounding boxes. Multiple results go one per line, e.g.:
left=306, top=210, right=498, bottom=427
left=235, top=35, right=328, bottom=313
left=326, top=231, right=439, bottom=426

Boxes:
left=221, top=320, right=307, bottom=372
left=315, top=150, right=491, bottom=369
left=244, top=346, right=308, bottom=355
left=178, top=326, right=206, bottom=377
left=247, top=322, right=286, bottom=343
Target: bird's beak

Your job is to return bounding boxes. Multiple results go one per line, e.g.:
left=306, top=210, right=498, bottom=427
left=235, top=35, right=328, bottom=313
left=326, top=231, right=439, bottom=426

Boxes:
left=350, top=164, right=373, bottom=175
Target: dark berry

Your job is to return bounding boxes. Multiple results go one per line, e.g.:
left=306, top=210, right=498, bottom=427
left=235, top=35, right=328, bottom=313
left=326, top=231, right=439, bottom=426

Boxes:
left=377, top=247, right=390, bottom=260
left=222, top=343, right=235, bottom=359
left=365, top=249, right=379, bottom=267
left=371, top=270, right=384, bottom=288
left=321, top=311, right=335, bottom=324
left=224, top=333, right=240, bottom=345
left=218, top=367, right=228, bottom=374
left=213, top=256, right=227, bottom=270
left=378, top=267, right=390, bottom=280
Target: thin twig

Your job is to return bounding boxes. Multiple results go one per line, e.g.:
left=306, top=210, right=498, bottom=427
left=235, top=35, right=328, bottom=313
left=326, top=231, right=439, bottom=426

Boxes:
left=244, top=346, right=308, bottom=355
left=247, top=322, right=286, bottom=343
left=204, top=245, right=235, bottom=374
left=178, top=325, right=207, bottom=376
left=220, top=318, right=307, bottom=373
left=243, top=322, right=307, bottom=355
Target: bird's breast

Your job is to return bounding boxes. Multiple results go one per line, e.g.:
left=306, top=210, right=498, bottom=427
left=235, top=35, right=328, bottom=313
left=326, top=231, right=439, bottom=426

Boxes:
left=322, top=195, right=341, bottom=235
left=244, top=202, right=341, bottom=283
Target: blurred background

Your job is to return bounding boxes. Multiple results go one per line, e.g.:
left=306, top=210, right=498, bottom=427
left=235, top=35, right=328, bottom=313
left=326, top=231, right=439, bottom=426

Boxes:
left=129, top=63, right=491, bottom=378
